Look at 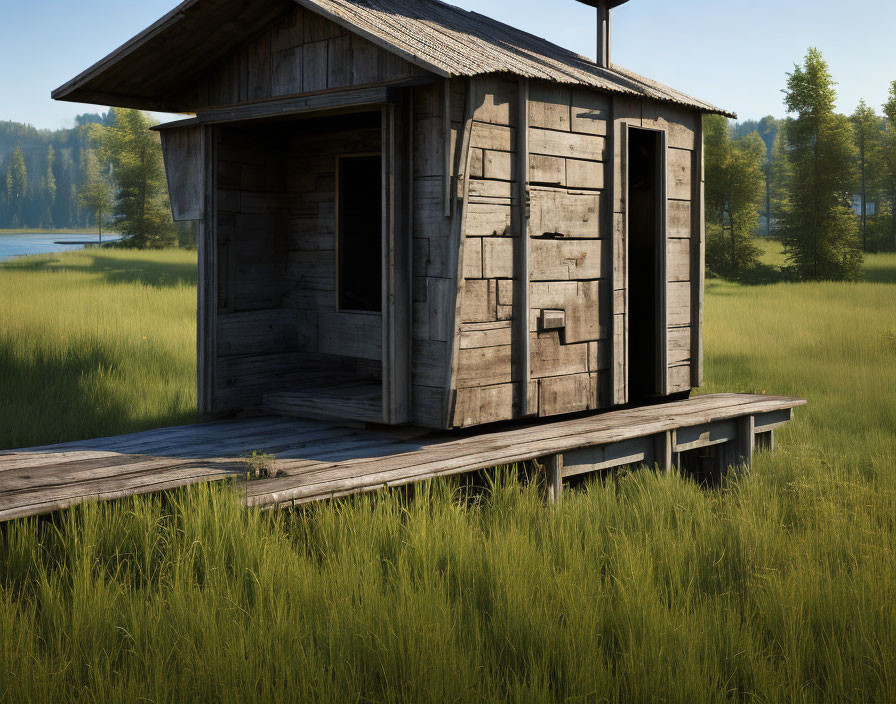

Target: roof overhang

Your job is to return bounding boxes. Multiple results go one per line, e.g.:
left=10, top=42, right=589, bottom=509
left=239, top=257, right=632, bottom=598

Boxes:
left=52, top=0, right=296, bottom=112
left=52, top=0, right=734, bottom=119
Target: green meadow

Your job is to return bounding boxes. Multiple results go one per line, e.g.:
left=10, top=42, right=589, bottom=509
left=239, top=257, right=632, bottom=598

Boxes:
left=0, top=244, right=894, bottom=702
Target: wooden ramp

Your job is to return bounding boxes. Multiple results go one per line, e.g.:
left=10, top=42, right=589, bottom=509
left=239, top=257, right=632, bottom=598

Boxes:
left=0, top=394, right=805, bottom=522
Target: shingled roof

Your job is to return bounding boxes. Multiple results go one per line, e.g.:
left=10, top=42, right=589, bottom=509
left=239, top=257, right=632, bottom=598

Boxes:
left=53, top=0, right=735, bottom=118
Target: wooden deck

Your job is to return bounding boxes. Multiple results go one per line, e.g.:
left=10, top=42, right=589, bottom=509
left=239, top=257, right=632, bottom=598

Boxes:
left=0, top=393, right=805, bottom=522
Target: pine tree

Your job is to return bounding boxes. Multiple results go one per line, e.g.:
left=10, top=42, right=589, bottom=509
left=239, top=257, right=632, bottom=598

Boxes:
left=42, top=145, right=57, bottom=229
left=881, top=82, right=896, bottom=251
left=78, top=149, right=113, bottom=241
left=91, top=108, right=175, bottom=248
left=5, top=148, right=27, bottom=227
left=850, top=100, right=881, bottom=252
left=704, top=114, right=764, bottom=278
left=780, top=48, right=862, bottom=280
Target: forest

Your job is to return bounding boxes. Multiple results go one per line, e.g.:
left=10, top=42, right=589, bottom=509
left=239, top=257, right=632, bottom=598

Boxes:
left=0, top=113, right=111, bottom=230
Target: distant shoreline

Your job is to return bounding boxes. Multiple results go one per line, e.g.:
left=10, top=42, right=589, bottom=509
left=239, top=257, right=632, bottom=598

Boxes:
left=0, top=228, right=120, bottom=236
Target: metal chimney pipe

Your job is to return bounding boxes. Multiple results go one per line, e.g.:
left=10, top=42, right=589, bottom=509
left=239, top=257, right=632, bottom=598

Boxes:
left=596, top=0, right=610, bottom=68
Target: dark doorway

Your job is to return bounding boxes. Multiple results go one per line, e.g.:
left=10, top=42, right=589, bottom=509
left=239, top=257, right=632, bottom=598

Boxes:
left=627, top=127, right=663, bottom=404
left=338, top=155, right=382, bottom=312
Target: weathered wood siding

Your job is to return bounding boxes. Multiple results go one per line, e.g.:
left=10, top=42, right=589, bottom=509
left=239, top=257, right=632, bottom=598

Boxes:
left=159, top=125, right=204, bottom=221
left=177, top=6, right=423, bottom=110
left=451, top=77, right=611, bottom=427
left=409, top=79, right=466, bottom=428
left=213, top=125, right=295, bottom=412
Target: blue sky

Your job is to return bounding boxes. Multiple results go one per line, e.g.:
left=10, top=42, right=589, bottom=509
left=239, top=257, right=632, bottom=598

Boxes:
left=2, top=0, right=894, bottom=130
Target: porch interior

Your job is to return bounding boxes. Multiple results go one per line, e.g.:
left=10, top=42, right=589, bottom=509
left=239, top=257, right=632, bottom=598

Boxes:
left=215, top=109, right=386, bottom=422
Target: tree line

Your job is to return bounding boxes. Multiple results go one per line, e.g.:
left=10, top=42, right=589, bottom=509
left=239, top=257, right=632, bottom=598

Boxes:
left=706, top=48, right=896, bottom=281
left=2, top=108, right=183, bottom=248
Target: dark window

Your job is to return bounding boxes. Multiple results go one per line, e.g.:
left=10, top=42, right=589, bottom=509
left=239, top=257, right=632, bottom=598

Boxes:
left=338, top=155, right=382, bottom=312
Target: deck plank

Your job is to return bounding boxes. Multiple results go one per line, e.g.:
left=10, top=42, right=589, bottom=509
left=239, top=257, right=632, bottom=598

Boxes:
left=0, top=394, right=805, bottom=521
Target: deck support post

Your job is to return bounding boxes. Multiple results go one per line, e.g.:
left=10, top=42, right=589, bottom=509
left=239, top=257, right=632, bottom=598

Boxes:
left=543, top=453, right=563, bottom=503
left=736, top=414, right=755, bottom=468
left=654, top=431, right=673, bottom=474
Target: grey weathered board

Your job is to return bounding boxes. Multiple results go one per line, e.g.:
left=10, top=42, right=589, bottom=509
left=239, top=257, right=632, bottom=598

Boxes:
left=0, top=394, right=803, bottom=521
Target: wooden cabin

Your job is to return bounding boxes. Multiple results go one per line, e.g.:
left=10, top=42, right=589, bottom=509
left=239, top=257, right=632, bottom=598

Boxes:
left=54, top=0, right=734, bottom=430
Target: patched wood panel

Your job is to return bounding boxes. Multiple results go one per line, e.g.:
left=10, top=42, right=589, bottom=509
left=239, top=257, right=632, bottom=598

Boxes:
left=530, top=280, right=605, bottom=343
left=529, top=128, right=606, bottom=161
left=530, top=238, right=604, bottom=280
left=456, top=345, right=513, bottom=386
left=641, top=100, right=698, bottom=150
left=667, top=147, right=692, bottom=201
left=667, top=325, right=691, bottom=364
left=460, top=321, right=512, bottom=349
left=570, top=89, right=610, bottom=135
left=667, top=238, right=691, bottom=282
left=528, top=81, right=571, bottom=131
left=530, top=332, right=589, bottom=377
left=473, top=76, right=519, bottom=125
left=481, top=237, right=515, bottom=278
left=530, top=188, right=601, bottom=238
left=538, top=373, right=597, bottom=416
left=318, top=312, right=383, bottom=361
left=160, top=124, right=204, bottom=221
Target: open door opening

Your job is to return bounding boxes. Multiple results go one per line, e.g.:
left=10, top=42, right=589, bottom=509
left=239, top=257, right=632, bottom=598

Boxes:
left=213, top=109, right=401, bottom=424
left=627, top=127, right=664, bottom=405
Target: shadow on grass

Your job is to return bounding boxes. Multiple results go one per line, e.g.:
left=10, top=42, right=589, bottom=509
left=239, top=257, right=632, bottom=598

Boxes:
left=0, top=342, right=195, bottom=451
left=863, top=262, right=896, bottom=284
left=3, top=252, right=197, bottom=288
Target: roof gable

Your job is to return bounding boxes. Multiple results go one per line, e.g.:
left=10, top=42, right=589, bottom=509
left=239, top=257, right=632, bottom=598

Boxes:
left=53, top=0, right=734, bottom=118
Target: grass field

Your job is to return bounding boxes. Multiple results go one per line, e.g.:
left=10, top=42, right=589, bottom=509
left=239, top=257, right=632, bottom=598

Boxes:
left=0, top=245, right=894, bottom=702
left=0, top=249, right=197, bottom=449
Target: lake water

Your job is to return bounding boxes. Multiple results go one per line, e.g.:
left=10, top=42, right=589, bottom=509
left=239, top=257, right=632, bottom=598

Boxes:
left=0, top=233, right=123, bottom=262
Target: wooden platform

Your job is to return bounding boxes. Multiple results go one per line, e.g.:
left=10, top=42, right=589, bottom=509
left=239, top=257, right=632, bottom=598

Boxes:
left=0, top=394, right=805, bottom=522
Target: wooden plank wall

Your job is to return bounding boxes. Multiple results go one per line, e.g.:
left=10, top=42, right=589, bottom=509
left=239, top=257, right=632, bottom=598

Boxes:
left=612, top=98, right=700, bottom=399
left=214, top=125, right=296, bottom=412
left=213, top=118, right=385, bottom=414
left=280, top=121, right=384, bottom=384
left=176, top=6, right=423, bottom=110
left=409, top=80, right=466, bottom=428
left=451, top=77, right=611, bottom=427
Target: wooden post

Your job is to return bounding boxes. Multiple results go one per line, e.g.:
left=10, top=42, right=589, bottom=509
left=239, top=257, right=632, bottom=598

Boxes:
left=443, top=79, right=452, bottom=217
left=691, top=117, right=705, bottom=387
left=197, top=124, right=216, bottom=415
left=543, top=454, right=563, bottom=503
left=736, top=414, right=755, bottom=468
left=654, top=431, right=673, bottom=474
left=518, top=78, right=531, bottom=416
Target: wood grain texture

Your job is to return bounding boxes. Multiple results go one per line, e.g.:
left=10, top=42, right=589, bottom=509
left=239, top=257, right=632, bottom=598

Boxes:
left=160, top=125, right=204, bottom=221
left=0, top=394, right=804, bottom=520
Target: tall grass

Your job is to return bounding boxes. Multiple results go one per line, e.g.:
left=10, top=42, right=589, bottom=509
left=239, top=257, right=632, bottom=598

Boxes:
left=0, top=247, right=894, bottom=702
left=0, top=249, right=197, bottom=448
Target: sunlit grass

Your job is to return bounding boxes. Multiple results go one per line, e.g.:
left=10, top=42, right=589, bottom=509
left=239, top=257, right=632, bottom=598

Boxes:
left=0, top=248, right=197, bottom=448
left=0, top=245, right=894, bottom=702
